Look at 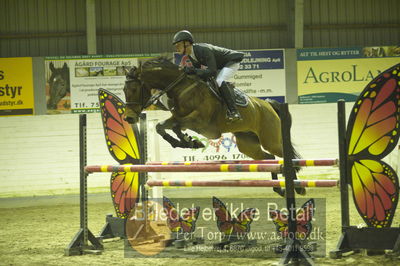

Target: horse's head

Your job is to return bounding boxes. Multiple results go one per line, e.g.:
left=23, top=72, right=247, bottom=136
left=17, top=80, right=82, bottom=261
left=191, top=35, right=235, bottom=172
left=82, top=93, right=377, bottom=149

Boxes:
left=123, top=65, right=151, bottom=124
left=47, top=62, right=70, bottom=109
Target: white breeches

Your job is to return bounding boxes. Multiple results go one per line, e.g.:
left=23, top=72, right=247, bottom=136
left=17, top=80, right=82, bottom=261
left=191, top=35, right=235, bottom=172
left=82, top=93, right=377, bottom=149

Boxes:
left=215, top=62, right=240, bottom=87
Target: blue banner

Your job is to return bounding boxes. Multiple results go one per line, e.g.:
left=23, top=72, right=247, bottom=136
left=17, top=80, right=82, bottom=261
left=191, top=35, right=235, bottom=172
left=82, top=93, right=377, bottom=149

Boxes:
left=240, top=50, right=284, bottom=70
left=174, top=49, right=286, bottom=102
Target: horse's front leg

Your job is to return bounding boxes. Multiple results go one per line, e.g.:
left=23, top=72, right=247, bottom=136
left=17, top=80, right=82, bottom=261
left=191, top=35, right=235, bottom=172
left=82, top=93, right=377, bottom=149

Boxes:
left=171, top=125, right=205, bottom=149
left=156, top=117, right=187, bottom=148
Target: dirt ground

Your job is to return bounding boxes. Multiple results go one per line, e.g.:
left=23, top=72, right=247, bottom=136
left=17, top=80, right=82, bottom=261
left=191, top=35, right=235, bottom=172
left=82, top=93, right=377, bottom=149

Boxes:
left=0, top=186, right=399, bottom=266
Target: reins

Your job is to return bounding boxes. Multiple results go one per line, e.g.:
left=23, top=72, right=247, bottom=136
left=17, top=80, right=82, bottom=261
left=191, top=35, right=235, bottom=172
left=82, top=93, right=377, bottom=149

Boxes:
left=142, top=72, right=186, bottom=109
left=124, top=63, right=187, bottom=112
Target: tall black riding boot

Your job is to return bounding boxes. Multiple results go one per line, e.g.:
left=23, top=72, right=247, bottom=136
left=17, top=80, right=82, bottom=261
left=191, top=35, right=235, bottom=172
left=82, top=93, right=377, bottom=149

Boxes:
left=219, top=81, right=242, bottom=122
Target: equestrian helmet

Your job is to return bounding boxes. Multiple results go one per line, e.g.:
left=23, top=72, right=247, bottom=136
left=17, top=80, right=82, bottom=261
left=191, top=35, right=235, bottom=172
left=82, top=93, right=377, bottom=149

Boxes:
left=172, top=30, right=194, bottom=44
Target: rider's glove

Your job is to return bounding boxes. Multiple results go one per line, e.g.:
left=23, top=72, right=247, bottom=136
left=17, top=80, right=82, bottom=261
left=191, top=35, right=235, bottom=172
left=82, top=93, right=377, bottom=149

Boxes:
left=183, top=66, right=196, bottom=75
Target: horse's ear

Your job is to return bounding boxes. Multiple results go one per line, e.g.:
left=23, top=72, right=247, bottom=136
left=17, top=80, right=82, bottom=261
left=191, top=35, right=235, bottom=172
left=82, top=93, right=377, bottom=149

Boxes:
left=124, top=66, right=130, bottom=76
left=126, top=66, right=137, bottom=79
left=62, top=63, right=68, bottom=70
left=49, top=62, right=55, bottom=72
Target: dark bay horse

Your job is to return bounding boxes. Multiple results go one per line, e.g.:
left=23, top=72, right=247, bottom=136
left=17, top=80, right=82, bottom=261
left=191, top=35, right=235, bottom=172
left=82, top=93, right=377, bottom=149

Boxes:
left=123, top=57, right=304, bottom=196
left=47, top=62, right=70, bottom=109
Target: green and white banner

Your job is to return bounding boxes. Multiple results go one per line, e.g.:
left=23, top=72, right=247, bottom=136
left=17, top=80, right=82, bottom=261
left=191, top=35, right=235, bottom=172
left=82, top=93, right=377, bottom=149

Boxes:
left=297, top=46, right=400, bottom=104
left=45, top=54, right=156, bottom=114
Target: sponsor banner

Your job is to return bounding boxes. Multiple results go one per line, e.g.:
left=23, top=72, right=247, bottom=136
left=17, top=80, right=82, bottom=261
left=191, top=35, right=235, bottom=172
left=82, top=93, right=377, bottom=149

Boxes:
left=297, top=46, right=400, bottom=104
left=0, top=57, right=34, bottom=116
left=297, top=47, right=363, bottom=61
left=45, top=54, right=157, bottom=114
left=175, top=49, right=286, bottom=102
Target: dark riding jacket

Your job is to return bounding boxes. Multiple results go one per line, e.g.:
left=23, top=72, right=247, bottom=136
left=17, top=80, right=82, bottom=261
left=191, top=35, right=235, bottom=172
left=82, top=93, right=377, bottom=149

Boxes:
left=189, top=43, right=244, bottom=80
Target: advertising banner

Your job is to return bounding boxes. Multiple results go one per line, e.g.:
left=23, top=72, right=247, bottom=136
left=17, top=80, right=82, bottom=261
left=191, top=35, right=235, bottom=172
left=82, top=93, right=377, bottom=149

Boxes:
left=297, top=46, right=400, bottom=104
left=0, top=57, right=34, bottom=116
left=175, top=49, right=286, bottom=102
left=45, top=54, right=156, bottom=114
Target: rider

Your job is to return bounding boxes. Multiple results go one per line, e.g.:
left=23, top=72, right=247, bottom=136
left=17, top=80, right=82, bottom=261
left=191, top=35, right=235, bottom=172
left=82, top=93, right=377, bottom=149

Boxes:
left=172, top=30, right=243, bottom=122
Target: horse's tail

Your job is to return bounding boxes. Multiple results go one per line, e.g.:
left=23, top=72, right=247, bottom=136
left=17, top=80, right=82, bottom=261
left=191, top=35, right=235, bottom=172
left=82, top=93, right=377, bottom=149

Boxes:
left=267, top=99, right=302, bottom=171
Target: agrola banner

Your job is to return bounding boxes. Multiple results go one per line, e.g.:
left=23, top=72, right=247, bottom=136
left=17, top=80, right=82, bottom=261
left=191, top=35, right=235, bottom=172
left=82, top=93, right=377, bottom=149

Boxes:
left=297, top=46, right=400, bottom=104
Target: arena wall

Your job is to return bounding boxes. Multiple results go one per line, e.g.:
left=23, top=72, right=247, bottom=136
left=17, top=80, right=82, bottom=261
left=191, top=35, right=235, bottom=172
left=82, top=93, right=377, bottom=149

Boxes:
left=1, top=102, right=398, bottom=197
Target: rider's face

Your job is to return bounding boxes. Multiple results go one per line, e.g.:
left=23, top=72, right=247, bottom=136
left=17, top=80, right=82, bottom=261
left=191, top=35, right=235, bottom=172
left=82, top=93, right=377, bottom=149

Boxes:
left=175, top=41, right=190, bottom=55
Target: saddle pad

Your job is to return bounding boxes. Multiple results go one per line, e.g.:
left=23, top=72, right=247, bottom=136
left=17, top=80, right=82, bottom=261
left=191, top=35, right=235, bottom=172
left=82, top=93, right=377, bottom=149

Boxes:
left=207, top=82, right=249, bottom=107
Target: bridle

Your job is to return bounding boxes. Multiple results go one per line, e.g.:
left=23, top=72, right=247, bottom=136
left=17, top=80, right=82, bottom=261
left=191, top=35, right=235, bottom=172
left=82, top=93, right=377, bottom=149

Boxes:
left=142, top=72, right=185, bottom=109
left=124, top=77, right=147, bottom=116
left=124, top=67, right=186, bottom=113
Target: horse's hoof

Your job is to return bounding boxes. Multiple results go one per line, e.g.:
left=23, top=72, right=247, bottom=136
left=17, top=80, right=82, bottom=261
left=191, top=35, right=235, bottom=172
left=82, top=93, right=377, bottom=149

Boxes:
left=295, top=187, right=306, bottom=195
left=273, top=187, right=285, bottom=197
left=192, top=140, right=205, bottom=149
left=183, top=133, right=191, bottom=142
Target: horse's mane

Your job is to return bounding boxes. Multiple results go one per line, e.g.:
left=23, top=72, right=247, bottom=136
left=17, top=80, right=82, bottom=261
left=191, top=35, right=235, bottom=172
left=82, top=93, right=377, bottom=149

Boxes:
left=141, top=56, right=179, bottom=72
left=140, top=56, right=207, bottom=90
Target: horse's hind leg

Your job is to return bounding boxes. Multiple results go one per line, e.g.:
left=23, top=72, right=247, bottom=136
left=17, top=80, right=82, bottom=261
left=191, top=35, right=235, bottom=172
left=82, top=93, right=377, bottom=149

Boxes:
left=234, top=132, right=285, bottom=197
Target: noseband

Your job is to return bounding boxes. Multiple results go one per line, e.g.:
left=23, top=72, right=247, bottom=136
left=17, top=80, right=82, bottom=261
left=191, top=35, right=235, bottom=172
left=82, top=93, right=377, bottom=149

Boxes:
left=124, top=78, right=147, bottom=116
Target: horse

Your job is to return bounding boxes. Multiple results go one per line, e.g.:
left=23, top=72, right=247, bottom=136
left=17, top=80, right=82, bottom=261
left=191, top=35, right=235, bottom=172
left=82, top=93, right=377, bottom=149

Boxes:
left=47, top=62, right=70, bottom=109
left=123, top=56, right=305, bottom=196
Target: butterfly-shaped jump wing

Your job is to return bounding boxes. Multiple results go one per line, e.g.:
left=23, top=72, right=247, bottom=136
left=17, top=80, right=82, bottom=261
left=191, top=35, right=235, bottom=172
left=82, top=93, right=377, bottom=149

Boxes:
left=98, top=89, right=141, bottom=218
left=110, top=171, right=140, bottom=218
left=98, top=89, right=141, bottom=164
left=346, top=63, right=400, bottom=227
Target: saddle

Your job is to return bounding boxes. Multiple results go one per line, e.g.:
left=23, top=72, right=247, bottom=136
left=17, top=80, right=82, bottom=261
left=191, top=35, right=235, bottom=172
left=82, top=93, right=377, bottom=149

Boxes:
left=206, top=78, right=249, bottom=107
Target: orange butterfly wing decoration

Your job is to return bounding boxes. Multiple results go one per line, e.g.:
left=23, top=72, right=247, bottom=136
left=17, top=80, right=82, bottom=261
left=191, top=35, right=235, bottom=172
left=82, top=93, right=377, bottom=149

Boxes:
left=346, top=63, right=400, bottom=227
left=212, top=196, right=256, bottom=235
left=162, top=196, right=200, bottom=233
left=269, top=199, right=315, bottom=240
left=98, top=89, right=141, bottom=219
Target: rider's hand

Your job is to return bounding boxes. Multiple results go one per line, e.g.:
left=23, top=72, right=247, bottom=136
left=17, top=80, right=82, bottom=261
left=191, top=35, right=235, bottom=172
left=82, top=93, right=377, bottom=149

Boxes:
left=183, top=66, right=196, bottom=75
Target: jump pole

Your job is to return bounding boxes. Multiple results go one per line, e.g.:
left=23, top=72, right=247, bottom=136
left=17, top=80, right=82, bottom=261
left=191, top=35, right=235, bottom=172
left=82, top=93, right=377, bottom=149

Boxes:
left=85, top=164, right=282, bottom=173
left=65, top=114, right=103, bottom=256
left=280, top=103, right=315, bottom=265
left=146, top=179, right=339, bottom=188
left=337, top=100, right=350, bottom=230
left=145, top=158, right=338, bottom=167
